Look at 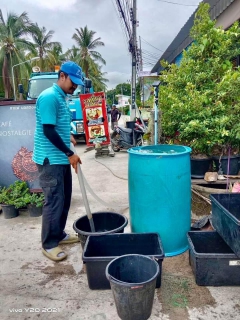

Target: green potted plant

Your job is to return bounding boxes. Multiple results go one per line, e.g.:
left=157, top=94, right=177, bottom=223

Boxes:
left=158, top=3, right=240, bottom=177
left=24, top=192, right=44, bottom=217
left=0, top=181, right=30, bottom=219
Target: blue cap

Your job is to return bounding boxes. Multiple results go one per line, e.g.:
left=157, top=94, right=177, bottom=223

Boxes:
left=60, top=61, right=84, bottom=86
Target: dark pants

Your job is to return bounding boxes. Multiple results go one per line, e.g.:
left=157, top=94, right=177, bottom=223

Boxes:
left=37, top=158, right=72, bottom=249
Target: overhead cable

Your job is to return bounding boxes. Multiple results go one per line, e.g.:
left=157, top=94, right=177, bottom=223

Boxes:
left=157, top=0, right=198, bottom=6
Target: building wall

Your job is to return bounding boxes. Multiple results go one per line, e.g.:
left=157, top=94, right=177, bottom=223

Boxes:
left=215, top=0, right=240, bottom=29
left=152, top=0, right=239, bottom=73
left=173, top=0, right=240, bottom=67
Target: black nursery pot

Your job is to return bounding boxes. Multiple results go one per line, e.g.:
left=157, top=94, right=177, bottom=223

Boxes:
left=27, top=204, right=43, bottom=217
left=212, top=155, right=240, bottom=175
left=1, top=204, right=19, bottom=219
left=191, top=158, right=213, bottom=178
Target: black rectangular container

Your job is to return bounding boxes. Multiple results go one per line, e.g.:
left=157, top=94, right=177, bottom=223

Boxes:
left=187, top=231, right=240, bottom=286
left=210, top=193, right=240, bottom=257
left=82, top=233, right=164, bottom=290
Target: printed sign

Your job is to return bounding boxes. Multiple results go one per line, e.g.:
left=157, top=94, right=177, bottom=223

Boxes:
left=80, top=92, right=110, bottom=146
left=0, top=101, right=40, bottom=188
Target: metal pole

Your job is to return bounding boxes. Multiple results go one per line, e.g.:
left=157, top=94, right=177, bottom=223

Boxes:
left=11, top=57, right=39, bottom=100
left=154, top=85, right=159, bottom=145
left=12, top=66, right=16, bottom=101
left=130, top=0, right=137, bottom=121
left=139, top=36, right=144, bottom=109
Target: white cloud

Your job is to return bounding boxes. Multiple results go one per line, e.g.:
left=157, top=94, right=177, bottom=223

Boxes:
left=106, top=71, right=131, bottom=90
left=23, top=0, right=77, bottom=10
left=3, top=0, right=200, bottom=89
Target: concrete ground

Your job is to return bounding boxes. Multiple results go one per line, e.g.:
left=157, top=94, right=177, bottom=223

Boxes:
left=0, top=142, right=239, bottom=320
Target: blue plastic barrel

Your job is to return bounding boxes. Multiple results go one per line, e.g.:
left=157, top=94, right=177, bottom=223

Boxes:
left=128, top=145, right=192, bottom=257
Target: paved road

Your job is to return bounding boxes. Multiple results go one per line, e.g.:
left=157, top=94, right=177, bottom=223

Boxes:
left=0, top=144, right=239, bottom=320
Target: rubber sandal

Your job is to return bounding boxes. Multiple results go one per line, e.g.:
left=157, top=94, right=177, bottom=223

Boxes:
left=59, top=234, right=80, bottom=245
left=42, top=246, right=67, bottom=261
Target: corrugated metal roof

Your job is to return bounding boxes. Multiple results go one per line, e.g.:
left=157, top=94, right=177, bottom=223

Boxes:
left=151, top=0, right=235, bottom=73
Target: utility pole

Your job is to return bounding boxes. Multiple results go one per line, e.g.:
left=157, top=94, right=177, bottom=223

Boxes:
left=130, top=0, right=137, bottom=120
left=139, top=35, right=144, bottom=108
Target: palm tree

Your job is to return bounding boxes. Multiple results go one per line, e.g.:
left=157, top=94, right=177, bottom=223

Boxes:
left=0, top=10, right=35, bottom=98
left=72, top=26, right=106, bottom=78
left=30, top=23, right=62, bottom=71
left=64, top=45, right=79, bottom=61
left=89, top=63, right=108, bottom=92
left=46, top=44, right=64, bottom=71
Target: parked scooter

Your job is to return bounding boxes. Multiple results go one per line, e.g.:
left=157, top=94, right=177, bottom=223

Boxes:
left=111, top=120, right=146, bottom=151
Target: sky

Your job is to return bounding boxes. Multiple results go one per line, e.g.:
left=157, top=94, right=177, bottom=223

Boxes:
left=2, top=0, right=201, bottom=89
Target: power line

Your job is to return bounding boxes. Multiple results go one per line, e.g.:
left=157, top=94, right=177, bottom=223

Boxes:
left=141, top=37, right=165, bottom=52
left=142, top=50, right=160, bottom=59
left=111, top=0, right=131, bottom=55
left=157, top=0, right=198, bottom=6
left=116, top=0, right=132, bottom=39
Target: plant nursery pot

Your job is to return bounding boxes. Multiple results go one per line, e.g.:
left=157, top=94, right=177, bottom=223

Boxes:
left=191, top=158, right=212, bottom=178
left=27, top=204, right=42, bottom=217
left=1, top=204, right=19, bottom=219
left=212, top=155, right=240, bottom=175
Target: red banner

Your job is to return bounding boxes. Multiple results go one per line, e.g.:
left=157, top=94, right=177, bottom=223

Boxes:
left=79, top=92, right=110, bottom=146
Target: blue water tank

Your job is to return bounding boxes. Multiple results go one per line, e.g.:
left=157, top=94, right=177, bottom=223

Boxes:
left=128, top=145, right=192, bottom=257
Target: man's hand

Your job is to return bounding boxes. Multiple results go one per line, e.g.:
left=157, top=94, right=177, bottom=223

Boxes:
left=70, top=135, right=77, bottom=146
left=68, top=154, right=82, bottom=173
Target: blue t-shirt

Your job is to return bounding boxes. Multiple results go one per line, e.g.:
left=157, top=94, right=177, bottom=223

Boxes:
left=33, top=83, right=71, bottom=165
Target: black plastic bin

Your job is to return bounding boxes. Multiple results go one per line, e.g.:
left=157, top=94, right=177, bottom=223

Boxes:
left=126, top=121, right=136, bottom=130
left=82, top=233, right=164, bottom=290
left=187, top=231, right=240, bottom=286
left=210, top=193, right=240, bottom=257
left=106, top=254, right=159, bottom=320
left=73, top=212, right=128, bottom=249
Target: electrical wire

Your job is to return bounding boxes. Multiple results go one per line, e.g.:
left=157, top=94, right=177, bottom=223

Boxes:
left=141, top=37, right=165, bottom=52
left=111, top=0, right=131, bottom=56
left=157, top=0, right=198, bottom=6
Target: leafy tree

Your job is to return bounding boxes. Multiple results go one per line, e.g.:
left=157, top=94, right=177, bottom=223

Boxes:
left=46, top=43, right=64, bottom=71
left=159, top=3, right=240, bottom=156
left=115, top=83, right=131, bottom=96
left=72, top=26, right=105, bottom=78
left=89, top=63, right=108, bottom=92
left=0, top=10, right=35, bottom=98
left=106, top=88, right=117, bottom=106
left=30, top=23, right=62, bottom=71
left=64, top=45, right=79, bottom=61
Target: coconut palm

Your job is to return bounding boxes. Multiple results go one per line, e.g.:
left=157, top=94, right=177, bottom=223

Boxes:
left=0, top=10, right=35, bottom=98
left=30, top=23, right=62, bottom=71
left=89, top=63, right=108, bottom=92
left=72, top=26, right=106, bottom=78
left=64, top=45, right=79, bottom=61
left=46, top=44, right=65, bottom=71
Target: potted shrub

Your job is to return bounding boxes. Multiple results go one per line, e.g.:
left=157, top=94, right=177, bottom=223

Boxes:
left=158, top=3, right=240, bottom=177
left=24, top=192, right=44, bottom=217
left=0, top=181, right=30, bottom=219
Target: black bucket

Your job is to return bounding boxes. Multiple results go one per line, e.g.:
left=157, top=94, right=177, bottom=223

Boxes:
left=106, top=254, right=159, bottom=320
left=212, top=155, right=240, bottom=175
left=2, top=205, right=19, bottom=219
left=73, top=212, right=128, bottom=249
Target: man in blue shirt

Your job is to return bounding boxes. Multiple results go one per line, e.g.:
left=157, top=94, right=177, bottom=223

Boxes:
left=33, top=61, right=83, bottom=261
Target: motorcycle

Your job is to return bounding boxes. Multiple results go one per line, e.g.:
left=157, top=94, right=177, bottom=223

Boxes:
left=111, top=122, right=146, bottom=151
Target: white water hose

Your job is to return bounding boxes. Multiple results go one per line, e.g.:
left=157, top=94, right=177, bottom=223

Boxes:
left=70, top=144, right=95, bottom=232
left=71, top=144, right=129, bottom=212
